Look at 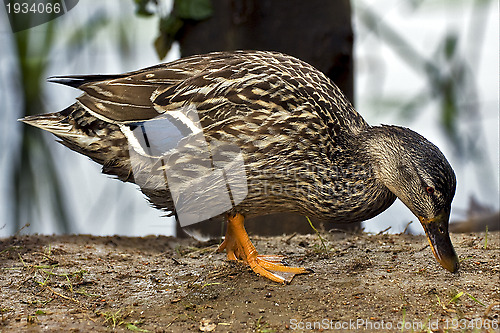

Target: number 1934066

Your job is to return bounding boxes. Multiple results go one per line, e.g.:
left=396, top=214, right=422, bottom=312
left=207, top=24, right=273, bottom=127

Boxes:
left=444, top=318, right=498, bottom=330
left=6, top=1, right=61, bottom=14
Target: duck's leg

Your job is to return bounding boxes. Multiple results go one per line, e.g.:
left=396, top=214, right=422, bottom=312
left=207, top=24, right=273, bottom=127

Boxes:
left=217, top=213, right=310, bottom=283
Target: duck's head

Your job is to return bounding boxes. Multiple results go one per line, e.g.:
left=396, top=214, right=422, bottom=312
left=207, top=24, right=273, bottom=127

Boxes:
left=363, top=125, right=459, bottom=273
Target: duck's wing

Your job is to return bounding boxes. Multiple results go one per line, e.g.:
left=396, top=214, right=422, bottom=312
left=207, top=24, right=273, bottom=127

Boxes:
left=47, top=52, right=249, bottom=124
left=49, top=51, right=367, bottom=135
left=48, top=71, right=183, bottom=123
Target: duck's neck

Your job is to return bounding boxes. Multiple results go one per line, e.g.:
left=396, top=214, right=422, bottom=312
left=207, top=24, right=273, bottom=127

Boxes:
left=356, top=125, right=418, bottom=210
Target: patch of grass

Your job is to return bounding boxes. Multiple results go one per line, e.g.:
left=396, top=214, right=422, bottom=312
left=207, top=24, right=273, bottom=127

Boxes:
left=400, top=307, right=406, bottom=332
left=427, top=290, right=491, bottom=333
left=435, top=290, right=465, bottom=310
left=0, top=307, right=13, bottom=321
left=436, top=294, right=444, bottom=309
left=98, top=309, right=149, bottom=332
left=459, top=256, right=474, bottom=263
left=484, top=225, right=488, bottom=249
left=45, top=243, right=52, bottom=257
left=27, top=314, right=38, bottom=324
left=0, top=246, right=23, bottom=255
left=306, top=216, right=328, bottom=253
left=255, top=316, right=276, bottom=333
left=201, top=282, right=221, bottom=289
left=173, top=245, right=183, bottom=256
left=45, top=269, right=87, bottom=293
left=448, top=291, right=464, bottom=304
left=26, top=308, right=47, bottom=325
left=13, top=249, right=93, bottom=307
left=436, top=290, right=486, bottom=311
left=100, top=309, right=126, bottom=329
left=435, top=291, right=464, bottom=311
left=466, top=293, right=486, bottom=307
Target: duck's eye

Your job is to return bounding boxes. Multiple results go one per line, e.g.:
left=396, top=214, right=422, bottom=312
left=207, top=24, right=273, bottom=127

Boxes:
left=425, top=186, right=435, bottom=194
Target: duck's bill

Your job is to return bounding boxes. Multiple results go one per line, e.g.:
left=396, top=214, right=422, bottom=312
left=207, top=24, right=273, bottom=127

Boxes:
left=419, top=209, right=459, bottom=273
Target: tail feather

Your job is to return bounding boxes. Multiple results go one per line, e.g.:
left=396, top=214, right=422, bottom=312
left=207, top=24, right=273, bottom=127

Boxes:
left=19, top=112, right=85, bottom=139
left=20, top=104, right=133, bottom=182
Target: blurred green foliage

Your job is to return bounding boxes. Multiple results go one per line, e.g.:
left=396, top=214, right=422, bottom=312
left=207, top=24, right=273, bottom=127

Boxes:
left=135, top=0, right=213, bottom=59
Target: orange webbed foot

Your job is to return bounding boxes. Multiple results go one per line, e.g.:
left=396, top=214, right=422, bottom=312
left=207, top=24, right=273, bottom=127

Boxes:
left=217, top=213, right=310, bottom=284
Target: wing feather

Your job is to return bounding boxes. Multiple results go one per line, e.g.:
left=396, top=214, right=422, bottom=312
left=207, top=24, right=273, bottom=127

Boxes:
left=48, top=51, right=368, bottom=136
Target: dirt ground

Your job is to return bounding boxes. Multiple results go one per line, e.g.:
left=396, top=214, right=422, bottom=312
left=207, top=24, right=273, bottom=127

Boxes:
left=0, top=229, right=499, bottom=332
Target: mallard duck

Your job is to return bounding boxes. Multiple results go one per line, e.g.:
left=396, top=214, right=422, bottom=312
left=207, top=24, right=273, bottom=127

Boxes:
left=21, top=50, right=458, bottom=283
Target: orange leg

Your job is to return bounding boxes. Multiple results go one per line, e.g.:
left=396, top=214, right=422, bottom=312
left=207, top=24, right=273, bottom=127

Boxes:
left=217, top=213, right=310, bottom=283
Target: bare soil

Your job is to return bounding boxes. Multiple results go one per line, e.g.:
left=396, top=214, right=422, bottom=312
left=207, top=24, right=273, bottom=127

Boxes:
left=0, top=230, right=499, bottom=332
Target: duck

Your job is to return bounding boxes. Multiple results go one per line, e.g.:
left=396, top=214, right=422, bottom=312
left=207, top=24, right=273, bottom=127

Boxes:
left=21, top=50, right=459, bottom=283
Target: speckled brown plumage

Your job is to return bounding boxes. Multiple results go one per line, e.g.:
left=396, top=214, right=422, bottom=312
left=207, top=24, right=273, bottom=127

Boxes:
left=21, top=50, right=460, bottom=276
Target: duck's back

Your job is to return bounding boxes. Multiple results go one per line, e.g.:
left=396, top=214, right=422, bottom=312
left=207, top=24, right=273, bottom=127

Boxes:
left=66, top=51, right=365, bottom=134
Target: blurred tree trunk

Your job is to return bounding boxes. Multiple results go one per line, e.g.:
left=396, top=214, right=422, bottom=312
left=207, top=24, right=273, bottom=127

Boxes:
left=178, top=0, right=353, bottom=101
left=176, top=0, right=358, bottom=237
